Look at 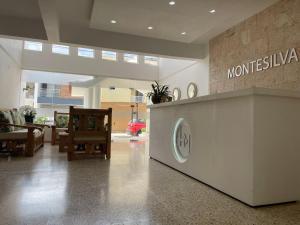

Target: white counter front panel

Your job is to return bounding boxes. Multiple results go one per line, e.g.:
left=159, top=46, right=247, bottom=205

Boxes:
left=149, top=88, right=300, bottom=206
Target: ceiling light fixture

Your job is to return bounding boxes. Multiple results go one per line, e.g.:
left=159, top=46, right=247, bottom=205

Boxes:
left=181, top=32, right=186, bottom=35
left=110, top=20, right=117, bottom=24
left=169, top=1, right=176, bottom=6
left=147, top=26, right=153, bottom=30
left=209, top=9, right=216, bottom=14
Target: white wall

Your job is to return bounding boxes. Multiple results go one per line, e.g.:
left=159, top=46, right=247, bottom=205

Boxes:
left=22, top=43, right=159, bottom=81
left=98, top=77, right=153, bottom=90
left=71, top=87, right=89, bottom=108
left=101, top=88, right=132, bottom=103
left=0, top=38, right=23, bottom=108
left=159, top=56, right=209, bottom=99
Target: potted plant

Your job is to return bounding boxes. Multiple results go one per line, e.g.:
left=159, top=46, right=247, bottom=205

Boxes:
left=34, top=116, right=48, bottom=125
left=147, top=81, right=172, bottom=104
left=20, top=105, right=37, bottom=123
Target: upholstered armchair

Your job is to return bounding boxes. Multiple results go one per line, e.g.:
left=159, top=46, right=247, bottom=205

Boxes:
left=0, top=109, right=48, bottom=156
left=51, top=111, right=69, bottom=145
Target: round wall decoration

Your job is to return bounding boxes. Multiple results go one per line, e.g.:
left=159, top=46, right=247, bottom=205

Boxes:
left=187, top=82, right=198, bottom=99
left=172, top=118, right=192, bottom=163
left=172, top=88, right=181, bottom=101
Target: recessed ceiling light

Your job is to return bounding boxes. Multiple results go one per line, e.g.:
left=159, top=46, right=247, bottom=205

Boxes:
left=209, top=9, right=216, bottom=14
left=147, top=26, right=153, bottom=30
left=169, top=1, right=176, bottom=6
left=181, top=32, right=186, bottom=35
left=110, top=20, right=117, bottom=24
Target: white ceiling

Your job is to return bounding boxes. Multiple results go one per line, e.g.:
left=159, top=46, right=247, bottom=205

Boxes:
left=0, top=0, right=278, bottom=58
left=0, top=0, right=41, bottom=19
left=89, top=0, right=277, bottom=44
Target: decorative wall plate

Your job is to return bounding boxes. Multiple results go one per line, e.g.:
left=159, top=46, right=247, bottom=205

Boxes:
left=187, top=82, right=198, bottom=98
left=173, top=88, right=181, bottom=101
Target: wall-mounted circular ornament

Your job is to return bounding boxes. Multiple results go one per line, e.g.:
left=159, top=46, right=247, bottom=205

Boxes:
left=173, top=88, right=181, bottom=101
left=187, top=82, right=198, bottom=99
left=172, top=118, right=192, bottom=163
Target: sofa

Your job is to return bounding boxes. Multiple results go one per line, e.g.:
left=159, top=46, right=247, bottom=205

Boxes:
left=0, top=108, right=47, bottom=157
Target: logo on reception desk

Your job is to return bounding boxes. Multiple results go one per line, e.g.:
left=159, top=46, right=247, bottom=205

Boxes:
left=172, top=118, right=191, bottom=163
left=227, top=48, right=299, bottom=79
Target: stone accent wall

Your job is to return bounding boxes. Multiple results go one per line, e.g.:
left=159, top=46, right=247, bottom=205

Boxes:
left=209, top=0, right=300, bottom=94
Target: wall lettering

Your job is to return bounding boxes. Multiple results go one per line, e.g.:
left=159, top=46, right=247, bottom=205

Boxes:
left=228, top=48, right=299, bottom=79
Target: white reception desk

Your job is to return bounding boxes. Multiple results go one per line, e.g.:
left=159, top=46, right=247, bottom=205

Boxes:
left=148, top=88, right=300, bottom=206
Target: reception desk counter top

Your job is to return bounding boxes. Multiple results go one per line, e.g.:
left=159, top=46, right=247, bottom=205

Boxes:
left=148, top=87, right=300, bottom=206
left=148, top=87, right=300, bottom=109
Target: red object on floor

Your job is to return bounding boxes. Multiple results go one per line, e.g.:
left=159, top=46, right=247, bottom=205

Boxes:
left=127, top=119, right=146, bottom=136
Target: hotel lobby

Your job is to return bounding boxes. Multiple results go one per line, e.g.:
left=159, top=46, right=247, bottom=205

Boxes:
left=0, top=0, right=300, bottom=224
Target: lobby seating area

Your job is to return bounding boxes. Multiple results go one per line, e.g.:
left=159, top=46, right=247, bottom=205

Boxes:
left=0, top=107, right=112, bottom=162
left=0, top=108, right=47, bottom=157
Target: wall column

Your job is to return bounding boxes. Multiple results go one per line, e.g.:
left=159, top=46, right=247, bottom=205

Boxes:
left=34, top=83, right=39, bottom=108
left=88, top=87, right=93, bottom=108
left=93, top=85, right=101, bottom=109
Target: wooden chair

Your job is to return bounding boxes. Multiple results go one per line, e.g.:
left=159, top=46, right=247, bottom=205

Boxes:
left=51, top=111, right=69, bottom=145
left=67, top=106, right=112, bottom=161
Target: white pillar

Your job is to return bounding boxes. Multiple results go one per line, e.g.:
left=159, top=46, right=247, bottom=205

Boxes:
left=34, top=83, right=39, bottom=108
left=93, top=86, right=101, bottom=109
left=88, top=87, right=93, bottom=108
left=118, top=52, right=123, bottom=62
left=138, top=54, right=144, bottom=64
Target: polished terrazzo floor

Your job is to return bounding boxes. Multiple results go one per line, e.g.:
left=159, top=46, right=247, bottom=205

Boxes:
left=1, top=140, right=300, bottom=225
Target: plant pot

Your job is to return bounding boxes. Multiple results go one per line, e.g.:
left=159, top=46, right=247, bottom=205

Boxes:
left=161, top=95, right=173, bottom=103
left=24, top=115, right=34, bottom=123
left=151, top=96, right=161, bottom=104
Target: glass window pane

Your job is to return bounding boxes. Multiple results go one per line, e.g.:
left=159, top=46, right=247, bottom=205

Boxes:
left=124, top=53, right=138, bottom=64
left=24, top=41, right=43, bottom=51
left=78, top=47, right=94, bottom=58
left=52, top=44, right=69, bottom=55
left=144, top=56, right=158, bottom=66
left=102, top=50, right=117, bottom=61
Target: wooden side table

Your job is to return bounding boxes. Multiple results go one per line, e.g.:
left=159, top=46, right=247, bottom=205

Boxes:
left=59, top=132, right=69, bottom=153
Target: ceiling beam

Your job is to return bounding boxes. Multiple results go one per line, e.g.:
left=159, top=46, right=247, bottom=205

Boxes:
left=38, top=0, right=60, bottom=42
left=60, top=24, right=207, bottom=59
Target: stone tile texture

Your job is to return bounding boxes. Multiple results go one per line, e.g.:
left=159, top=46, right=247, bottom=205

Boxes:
left=209, top=0, right=300, bottom=94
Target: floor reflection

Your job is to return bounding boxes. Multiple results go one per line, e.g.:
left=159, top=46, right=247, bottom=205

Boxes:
left=0, top=139, right=300, bottom=225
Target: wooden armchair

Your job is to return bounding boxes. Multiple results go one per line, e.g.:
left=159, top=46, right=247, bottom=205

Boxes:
left=0, top=109, right=48, bottom=157
left=51, top=111, right=69, bottom=145
left=67, top=106, right=112, bottom=161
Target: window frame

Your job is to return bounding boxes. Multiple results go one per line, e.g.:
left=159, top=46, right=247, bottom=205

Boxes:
left=123, top=53, right=138, bottom=64
left=24, top=41, right=43, bottom=52
left=52, top=44, right=70, bottom=55
left=101, top=50, right=117, bottom=61
left=78, top=47, right=95, bottom=58
left=144, top=55, right=159, bottom=66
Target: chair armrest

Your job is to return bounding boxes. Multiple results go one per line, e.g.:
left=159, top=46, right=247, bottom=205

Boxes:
left=27, top=123, right=50, bottom=128
left=0, top=122, right=43, bottom=131
left=105, top=123, right=110, bottom=132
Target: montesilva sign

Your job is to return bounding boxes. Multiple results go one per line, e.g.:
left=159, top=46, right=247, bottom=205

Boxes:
left=227, top=48, right=299, bottom=79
